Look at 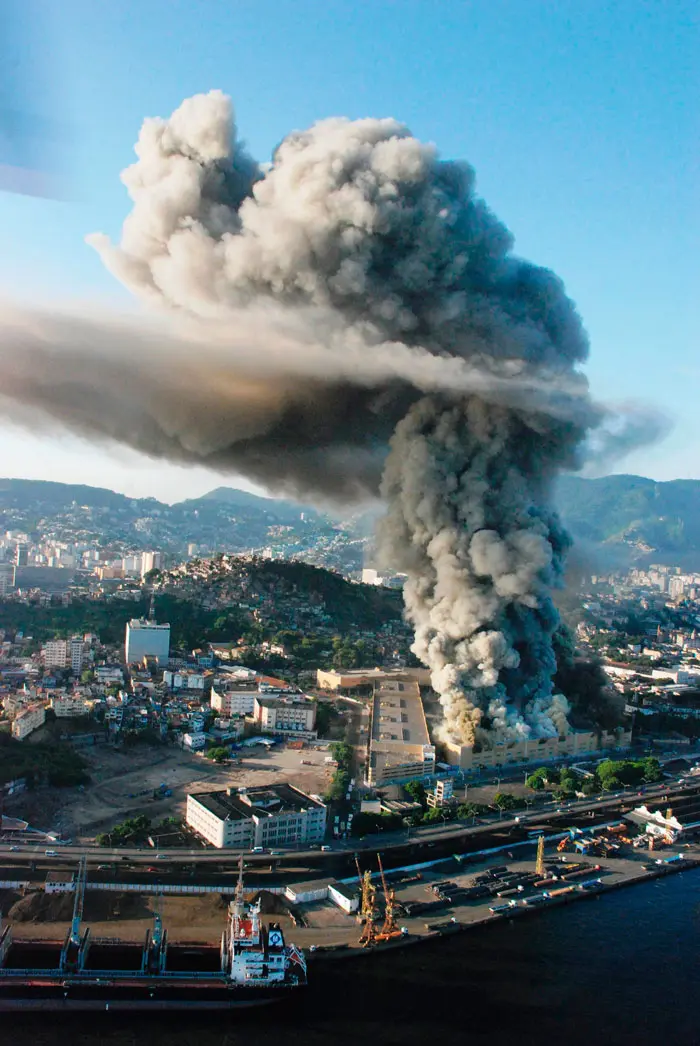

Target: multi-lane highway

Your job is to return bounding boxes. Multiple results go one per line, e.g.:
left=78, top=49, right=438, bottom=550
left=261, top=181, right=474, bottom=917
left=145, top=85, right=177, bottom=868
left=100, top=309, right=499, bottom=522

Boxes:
left=1, top=778, right=697, bottom=879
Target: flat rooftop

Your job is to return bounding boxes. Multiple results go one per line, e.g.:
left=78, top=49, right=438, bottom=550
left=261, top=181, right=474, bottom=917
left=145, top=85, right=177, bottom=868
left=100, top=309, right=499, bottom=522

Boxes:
left=371, top=679, right=430, bottom=747
left=189, top=783, right=325, bottom=823
left=255, top=696, right=314, bottom=709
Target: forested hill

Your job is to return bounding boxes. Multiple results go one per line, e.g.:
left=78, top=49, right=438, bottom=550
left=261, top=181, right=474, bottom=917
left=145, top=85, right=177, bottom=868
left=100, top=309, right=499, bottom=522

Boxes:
left=556, top=474, right=700, bottom=558
left=157, top=555, right=404, bottom=633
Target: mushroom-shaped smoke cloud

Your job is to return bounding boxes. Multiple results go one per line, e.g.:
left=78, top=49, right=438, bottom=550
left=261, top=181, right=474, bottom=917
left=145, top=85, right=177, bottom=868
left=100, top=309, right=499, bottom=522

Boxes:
left=0, top=91, right=653, bottom=747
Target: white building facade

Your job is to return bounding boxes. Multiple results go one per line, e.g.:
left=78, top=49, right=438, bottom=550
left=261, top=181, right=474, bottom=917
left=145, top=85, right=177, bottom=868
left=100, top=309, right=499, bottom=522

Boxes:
left=11, top=704, right=46, bottom=740
left=125, top=619, right=170, bottom=664
left=50, top=695, right=90, bottom=718
left=253, top=696, right=317, bottom=738
left=186, top=784, right=327, bottom=850
left=210, top=687, right=257, bottom=716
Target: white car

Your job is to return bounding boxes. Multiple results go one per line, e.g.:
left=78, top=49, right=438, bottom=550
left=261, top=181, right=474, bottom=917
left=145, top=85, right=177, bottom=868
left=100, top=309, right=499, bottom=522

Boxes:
left=45, top=850, right=58, bottom=857
left=155, top=853, right=169, bottom=860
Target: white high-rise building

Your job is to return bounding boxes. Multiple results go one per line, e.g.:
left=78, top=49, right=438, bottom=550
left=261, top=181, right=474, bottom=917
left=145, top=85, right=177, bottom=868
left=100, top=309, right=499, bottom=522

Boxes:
left=0, top=563, right=15, bottom=596
left=125, top=619, right=170, bottom=664
left=70, top=637, right=86, bottom=674
left=43, top=639, right=69, bottom=669
left=43, top=636, right=86, bottom=674
left=141, top=551, right=163, bottom=578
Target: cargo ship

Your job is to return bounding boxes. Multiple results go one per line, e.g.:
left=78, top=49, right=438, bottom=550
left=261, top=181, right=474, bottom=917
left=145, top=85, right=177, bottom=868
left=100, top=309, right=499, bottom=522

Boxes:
left=0, top=858, right=306, bottom=1011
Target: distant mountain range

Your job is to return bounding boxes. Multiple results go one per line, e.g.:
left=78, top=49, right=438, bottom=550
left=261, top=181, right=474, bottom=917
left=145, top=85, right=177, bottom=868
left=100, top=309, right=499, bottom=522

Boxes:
left=2, top=474, right=700, bottom=567
left=556, top=474, right=700, bottom=562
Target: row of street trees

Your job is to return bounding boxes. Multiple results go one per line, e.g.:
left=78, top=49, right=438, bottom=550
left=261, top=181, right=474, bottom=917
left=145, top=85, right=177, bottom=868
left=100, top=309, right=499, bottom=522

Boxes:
left=526, top=756, right=663, bottom=799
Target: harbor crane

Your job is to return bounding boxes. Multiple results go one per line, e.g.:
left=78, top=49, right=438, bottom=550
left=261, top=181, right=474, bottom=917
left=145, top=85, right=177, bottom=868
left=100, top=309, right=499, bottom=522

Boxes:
left=374, top=853, right=403, bottom=943
left=354, top=856, right=377, bottom=948
left=60, top=855, right=89, bottom=972
left=144, top=890, right=168, bottom=974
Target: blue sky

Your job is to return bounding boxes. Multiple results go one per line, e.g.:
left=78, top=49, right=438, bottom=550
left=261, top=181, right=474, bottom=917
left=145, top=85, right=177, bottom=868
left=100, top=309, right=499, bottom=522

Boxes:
left=0, top=0, right=697, bottom=501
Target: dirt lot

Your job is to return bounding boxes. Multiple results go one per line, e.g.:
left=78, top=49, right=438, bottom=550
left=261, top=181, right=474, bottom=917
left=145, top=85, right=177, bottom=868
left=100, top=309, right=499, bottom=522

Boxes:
left=4, top=890, right=299, bottom=944
left=9, top=741, right=335, bottom=843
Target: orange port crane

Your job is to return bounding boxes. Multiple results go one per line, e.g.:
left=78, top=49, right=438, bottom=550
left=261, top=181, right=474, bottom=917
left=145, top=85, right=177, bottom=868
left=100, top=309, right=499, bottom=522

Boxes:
left=375, top=853, right=403, bottom=942
left=355, top=856, right=377, bottom=948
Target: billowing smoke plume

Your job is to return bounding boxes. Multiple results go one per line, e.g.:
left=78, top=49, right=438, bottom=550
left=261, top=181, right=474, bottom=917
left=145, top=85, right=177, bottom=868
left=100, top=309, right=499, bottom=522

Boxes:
left=0, top=91, right=655, bottom=746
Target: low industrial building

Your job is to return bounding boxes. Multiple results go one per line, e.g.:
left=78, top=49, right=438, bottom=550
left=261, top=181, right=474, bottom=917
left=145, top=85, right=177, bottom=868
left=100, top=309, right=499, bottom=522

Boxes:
left=284, top=878, right=335, bottom=905
left=317, top=667, right=431, bottom=692
left=626, top=794, right=700, bottom=843
left=366, top=677, right=436, bottom=786
left=442, top=727, right=632, bottom=772
left=327, top=880, right=360, bottom=913
left=186, top=783, right=327, bottom=849
left=45, top=871, right=75, bottom=894
left=284, top=878, right=359, bottom=913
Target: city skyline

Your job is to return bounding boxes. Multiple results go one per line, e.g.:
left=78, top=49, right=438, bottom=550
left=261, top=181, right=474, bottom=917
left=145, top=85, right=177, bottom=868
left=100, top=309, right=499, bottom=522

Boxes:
left=0, top=0, right=696, bottom=501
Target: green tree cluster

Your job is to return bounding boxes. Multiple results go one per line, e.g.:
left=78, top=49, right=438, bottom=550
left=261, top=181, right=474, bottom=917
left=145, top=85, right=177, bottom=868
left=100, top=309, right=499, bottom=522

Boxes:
left=596, top=756, right=662, bottom=790
left=0, top=733, right=89, bottom=787
left=350, top=811, right=404, bottom=836
left=206, top=746, right=230, bottom=763
left=96, top=814, right=151, bottom=847
left=403, top=780, right=427, bottom=807
left=493, top=791, right=526, bottom=812
left=326, top=741, right=353, bottom=801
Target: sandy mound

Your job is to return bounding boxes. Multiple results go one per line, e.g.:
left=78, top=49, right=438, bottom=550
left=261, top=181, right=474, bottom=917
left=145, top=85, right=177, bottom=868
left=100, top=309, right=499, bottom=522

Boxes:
left=7, top=890, right=152, bottom=924
left=0, top=889, right=21, bottom=916
left=8, top=891, right=74, bottom=923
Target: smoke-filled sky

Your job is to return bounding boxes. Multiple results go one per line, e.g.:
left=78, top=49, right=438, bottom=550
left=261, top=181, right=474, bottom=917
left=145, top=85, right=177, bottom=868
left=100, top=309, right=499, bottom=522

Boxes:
left=0, top=87, right=672, bottom=743
left=0, top=0, right=695, bottom=501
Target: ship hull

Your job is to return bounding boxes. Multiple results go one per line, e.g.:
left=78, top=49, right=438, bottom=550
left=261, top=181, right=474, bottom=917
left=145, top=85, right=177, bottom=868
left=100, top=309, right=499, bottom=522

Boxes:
left=0, top=979, right=304, bottom=1011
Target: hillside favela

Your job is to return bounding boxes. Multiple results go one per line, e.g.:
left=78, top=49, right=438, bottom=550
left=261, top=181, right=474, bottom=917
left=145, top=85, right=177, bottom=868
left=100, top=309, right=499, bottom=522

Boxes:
left=0, top=6, right=695, bottom=1043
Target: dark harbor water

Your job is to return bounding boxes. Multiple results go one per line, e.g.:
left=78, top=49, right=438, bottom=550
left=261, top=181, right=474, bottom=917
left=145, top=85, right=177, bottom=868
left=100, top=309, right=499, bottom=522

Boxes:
left=2, top=870, right=698, bottom=1046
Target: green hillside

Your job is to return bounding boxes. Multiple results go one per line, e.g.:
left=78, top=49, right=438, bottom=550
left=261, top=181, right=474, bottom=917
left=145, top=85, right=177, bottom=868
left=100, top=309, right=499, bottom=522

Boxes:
left=556, top=474, right=700, bottom=556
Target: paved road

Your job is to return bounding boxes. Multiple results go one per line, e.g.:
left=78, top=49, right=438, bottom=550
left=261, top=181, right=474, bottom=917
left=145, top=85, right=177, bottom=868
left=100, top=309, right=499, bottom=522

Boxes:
left=1, top=778, right=696, bottom=869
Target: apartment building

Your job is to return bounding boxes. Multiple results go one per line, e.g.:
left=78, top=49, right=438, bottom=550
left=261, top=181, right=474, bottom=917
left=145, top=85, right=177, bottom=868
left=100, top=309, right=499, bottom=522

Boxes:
left=253, top=695, right=317, bottom=738
left=210, top=686, right=257, bottom=716
left=50, top=695, right=91, bottom=718
left=11, top=704, right=46, bottom=740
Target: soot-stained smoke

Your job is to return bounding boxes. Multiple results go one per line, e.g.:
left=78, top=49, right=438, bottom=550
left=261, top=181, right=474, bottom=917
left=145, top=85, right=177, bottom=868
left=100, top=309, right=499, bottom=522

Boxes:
left=0, top=91, right=648, bottom=746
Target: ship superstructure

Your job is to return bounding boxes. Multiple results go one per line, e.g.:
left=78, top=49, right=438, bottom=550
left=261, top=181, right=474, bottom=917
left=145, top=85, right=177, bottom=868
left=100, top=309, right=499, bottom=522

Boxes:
left=224, top=855, right=307, bottom=986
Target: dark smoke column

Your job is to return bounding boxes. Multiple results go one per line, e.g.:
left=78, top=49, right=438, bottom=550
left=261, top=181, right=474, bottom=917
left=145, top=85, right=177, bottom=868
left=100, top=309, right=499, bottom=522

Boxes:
left=83, top=91, right=594, bottom=748
left=379, top=397, right=579, bottom=746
